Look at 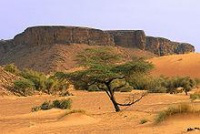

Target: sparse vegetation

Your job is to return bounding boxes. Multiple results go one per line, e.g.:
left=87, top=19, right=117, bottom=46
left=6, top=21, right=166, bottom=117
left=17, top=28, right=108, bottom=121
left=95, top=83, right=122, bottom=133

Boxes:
left=8, top=67, right=70, bottom=96
left=31, top=106, right=41, bottom=112
left=58, top=109, right=87, bottom=119
left=194, top=78, right=200, bottom=88
left=4, top=64, right=20, bottom=75
left=13, top=79, right=35, bottom=96
left=155, top=104, right=200, bottom=124
left=40, top=101, right=53, bottom=110
left=63, top=109, right=86, bottom=115
left=190, top=92, right=200, bottom=101
left=53, top=99, right=72, bottom=109
left=140, top=76, right=198, bottom=95
left=145, top=76, right=168, bottom=93
left=61, top=48, right=153, bottom=112
left=32, top=99, right=72, bottom=112
left=140, top=118, right=148, bottom=124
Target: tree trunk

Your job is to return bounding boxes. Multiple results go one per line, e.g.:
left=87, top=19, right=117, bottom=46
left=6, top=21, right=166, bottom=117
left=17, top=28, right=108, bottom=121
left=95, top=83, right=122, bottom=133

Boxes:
left=106, top=84, right=121, bottom=112
left=110, top=96, right=121, bottom=112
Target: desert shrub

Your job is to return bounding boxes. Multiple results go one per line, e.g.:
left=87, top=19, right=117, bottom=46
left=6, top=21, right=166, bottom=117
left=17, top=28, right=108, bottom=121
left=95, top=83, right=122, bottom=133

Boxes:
left=59, top=90, right=72, bottom=97
left=16, top=70, right=70, bottom=95
left=32, top=99, right=72, bottom=112
left=143, top=76, right=197, bottom=94
left=147, top=78, right=168, bottom=93
left=52, top=100, right=61, bottom=108
left=190, top=93, right=200, bottom=101
left=20, top=69, right=47, bottom=91
left=59, top=99, right=72, bottom=109
left=74, top=81, right=88, bottom=90
left=140, top=119, right=148, bottom=124
left=119, top=83, right=133, bottom=92
left=88, top=84, right=101, bottom=92
left=128, top=75, right=168, bottom=93
left=44, top=77, right=69, bottom=94
left=53, top=99, right=72, bottom=109
left=13, top=79, right=35, bottom=96
left=31, top=106, right=41, bottom=112
left=166, top=77, right=196, bottom=95
left=155, top=104, right=192, bottom=124
left=40, top=101, right=53, bottom=110
left=194, top=78, right=200, bottom=87
left=4, top=64, right=20, bottom=75
left=127, top=73, right=150, bottom=90
left=61, top=71, right=88, bottom=91
left=45, top=78, right=57, bottom=92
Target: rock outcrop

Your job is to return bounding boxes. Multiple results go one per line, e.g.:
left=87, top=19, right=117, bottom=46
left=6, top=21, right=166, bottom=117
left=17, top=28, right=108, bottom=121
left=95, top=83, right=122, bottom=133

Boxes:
left=0, top=26, right=115, bottom=57
left=106, top=30, right=146, bottom=50
left=0, top=26, right=195, bottom=57
left=13, top=26, right=114, bottom=46
left=106, top=30, right=194, bottom=56
left=145, top=36, right=195, bottom=56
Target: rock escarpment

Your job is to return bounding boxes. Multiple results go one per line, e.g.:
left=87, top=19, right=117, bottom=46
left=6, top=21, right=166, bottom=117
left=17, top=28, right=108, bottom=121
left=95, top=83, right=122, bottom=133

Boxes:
left=0, top=26, right=114, bottom=57
left=0, top=26, right=195, bottom=57
left=145, top=36, right=195, bottom=56
left=106, top=30, right=194, bottom=56
left=106, top=30, right=146, bottom=50
left=13, top=26, right=114, bottom=46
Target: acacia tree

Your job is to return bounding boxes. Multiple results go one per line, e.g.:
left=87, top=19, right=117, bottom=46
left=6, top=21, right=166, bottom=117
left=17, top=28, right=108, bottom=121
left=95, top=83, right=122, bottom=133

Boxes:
left=58, top=48, right=154, bottom=112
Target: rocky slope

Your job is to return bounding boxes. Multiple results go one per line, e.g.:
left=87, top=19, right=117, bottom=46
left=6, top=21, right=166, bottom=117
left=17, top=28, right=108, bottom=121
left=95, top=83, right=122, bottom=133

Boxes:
left=0, top=26, right=195, bottom=72
left=0, top=66, right=18, bottom=96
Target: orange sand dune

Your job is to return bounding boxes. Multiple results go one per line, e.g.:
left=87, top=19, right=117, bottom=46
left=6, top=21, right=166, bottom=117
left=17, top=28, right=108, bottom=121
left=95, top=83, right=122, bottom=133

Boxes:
left=1, top=90, right=199, bottom=134
left=150, top=53, right=200, bottom=78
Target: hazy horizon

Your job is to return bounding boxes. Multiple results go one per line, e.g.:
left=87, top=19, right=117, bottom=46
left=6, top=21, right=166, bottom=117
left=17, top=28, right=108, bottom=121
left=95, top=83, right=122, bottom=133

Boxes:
left=1, top=0, right=200, bottom=51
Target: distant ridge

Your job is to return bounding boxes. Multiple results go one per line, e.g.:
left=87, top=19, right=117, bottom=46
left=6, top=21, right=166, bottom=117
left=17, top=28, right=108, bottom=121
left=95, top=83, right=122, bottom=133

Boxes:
left=0, top=26, right=195, bottom=73
left=0, top=26, right=194, bottom=56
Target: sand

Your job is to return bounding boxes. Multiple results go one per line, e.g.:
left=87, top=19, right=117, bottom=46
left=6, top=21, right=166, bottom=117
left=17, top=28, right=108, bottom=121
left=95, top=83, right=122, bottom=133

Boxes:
left=2, top=53, right=200, bottom=133
left=1, top=90, right=200, bottom=134
left=150, top=53, right=200, bottom=78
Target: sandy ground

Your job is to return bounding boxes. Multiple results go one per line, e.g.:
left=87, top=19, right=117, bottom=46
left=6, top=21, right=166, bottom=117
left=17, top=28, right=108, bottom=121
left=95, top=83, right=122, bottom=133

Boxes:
left=149, top=53, right=200, bottom=78
left=1, top=90, right=200, bottom=134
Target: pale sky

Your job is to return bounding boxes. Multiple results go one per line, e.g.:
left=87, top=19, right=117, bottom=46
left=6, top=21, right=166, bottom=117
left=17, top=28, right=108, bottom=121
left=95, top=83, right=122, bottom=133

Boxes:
left=0, top=0, right=199, bottom=51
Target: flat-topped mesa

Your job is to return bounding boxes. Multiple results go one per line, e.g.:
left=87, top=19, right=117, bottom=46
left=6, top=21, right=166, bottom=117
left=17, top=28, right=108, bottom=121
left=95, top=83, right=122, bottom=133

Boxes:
left=145, top=36, right=195, bottom=56
left=12, top=26, right=115, bottom=46
left=0, top=26, right=195, bottom=56
left=106, top=30, right=146, bottom=50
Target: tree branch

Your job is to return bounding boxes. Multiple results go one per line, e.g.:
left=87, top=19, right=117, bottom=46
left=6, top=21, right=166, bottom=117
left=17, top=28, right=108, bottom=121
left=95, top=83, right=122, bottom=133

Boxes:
left=117, top=92, right=147, bottom=106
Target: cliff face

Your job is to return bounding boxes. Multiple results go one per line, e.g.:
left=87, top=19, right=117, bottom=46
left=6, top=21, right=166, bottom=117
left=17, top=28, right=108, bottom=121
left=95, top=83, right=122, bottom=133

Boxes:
left=145, top=37, right=195, bottom=56
left=13, top=26, right=114, bottom=46
left=106, top=30, right=146, bottom=50
left=0, top=26, right=195, bottom=57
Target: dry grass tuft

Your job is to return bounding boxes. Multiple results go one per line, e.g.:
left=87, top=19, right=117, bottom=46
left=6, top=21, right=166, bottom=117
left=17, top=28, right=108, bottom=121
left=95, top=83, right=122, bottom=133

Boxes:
left=155, top=104, right=200, bottom=124
left=58, top=109, right=87, bottom=120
